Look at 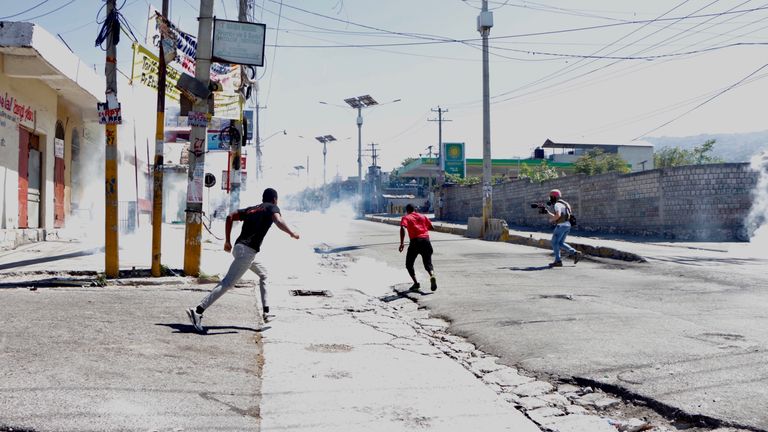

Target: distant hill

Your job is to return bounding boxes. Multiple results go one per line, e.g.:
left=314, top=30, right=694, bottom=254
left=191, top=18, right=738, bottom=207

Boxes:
left=645, top=131, right=768, bottom=163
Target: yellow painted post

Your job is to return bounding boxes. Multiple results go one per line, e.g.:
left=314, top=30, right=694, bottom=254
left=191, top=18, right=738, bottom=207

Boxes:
left=105, top=124, right=119, bottom=277
left=104, top=0, right=119, bottom=278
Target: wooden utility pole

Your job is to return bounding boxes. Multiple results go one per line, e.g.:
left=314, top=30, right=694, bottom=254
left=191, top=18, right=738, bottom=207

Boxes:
left=104, top=0, right=120, bottom=278
left=183, top=0, right=214, bottom=276
left=151, top=0, right=169, bottom=277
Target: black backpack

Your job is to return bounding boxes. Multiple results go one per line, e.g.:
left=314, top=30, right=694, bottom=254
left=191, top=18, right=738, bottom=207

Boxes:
left=557, top=200, right=577, bottom=226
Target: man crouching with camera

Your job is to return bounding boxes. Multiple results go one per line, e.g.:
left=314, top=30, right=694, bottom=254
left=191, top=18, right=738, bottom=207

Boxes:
left=541, top=189, right=583, bottom=267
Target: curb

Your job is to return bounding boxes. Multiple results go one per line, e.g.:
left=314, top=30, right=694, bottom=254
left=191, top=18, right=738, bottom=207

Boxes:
left=365, top=216, right=647, bottom=263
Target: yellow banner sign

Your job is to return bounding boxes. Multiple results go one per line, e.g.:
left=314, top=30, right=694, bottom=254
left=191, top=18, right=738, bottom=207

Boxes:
left=131, top=43, right=242, bottom=119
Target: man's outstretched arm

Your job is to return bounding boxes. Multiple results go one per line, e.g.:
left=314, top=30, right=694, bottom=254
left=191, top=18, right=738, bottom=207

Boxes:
left=224, top=211, right=241, bottom=251
left=273, top=213, right=300, bottom=239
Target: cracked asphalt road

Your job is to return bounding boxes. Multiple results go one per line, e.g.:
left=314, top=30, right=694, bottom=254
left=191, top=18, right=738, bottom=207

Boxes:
left=334, top=218, right=768, bottom=431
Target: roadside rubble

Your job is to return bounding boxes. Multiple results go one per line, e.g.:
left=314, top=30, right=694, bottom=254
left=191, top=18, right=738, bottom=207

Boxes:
left=360, top=283, right=754, bottom=432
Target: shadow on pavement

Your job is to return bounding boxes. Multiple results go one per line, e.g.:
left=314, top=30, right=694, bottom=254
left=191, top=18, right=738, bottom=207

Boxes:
left=380, top=290, right=434, bottom=302
left=155, top=323, right=266, bottom=335
left=0, top=248, right=102, bottom=271
left=500, top=266, right=552, bottom=271
left=314, top=238, right=471, bottom=254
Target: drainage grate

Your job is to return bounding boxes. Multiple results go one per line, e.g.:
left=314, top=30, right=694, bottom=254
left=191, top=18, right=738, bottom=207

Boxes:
left=289, top=289, right=332, bottom=297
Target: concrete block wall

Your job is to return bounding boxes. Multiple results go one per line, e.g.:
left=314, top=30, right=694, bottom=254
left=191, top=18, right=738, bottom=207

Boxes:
left=441, top=163, right=759, bottom=241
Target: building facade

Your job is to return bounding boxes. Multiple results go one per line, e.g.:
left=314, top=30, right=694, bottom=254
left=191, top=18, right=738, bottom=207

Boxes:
left=0, top=22, right=102, bottom=247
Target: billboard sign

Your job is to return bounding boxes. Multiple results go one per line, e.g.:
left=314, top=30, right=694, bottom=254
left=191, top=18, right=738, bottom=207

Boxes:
left=212, top=19, right=266, bottom=66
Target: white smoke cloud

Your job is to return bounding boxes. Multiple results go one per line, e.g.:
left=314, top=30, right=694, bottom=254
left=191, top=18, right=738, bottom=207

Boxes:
left=745, top=151, right=768, bottom=245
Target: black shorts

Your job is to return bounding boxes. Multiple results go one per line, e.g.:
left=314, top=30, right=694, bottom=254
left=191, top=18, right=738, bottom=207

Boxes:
left=405, top=237, right=434, bottom=273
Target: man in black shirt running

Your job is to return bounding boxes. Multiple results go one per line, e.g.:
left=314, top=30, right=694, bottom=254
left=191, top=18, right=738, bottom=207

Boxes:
left=187, top=188, right=299, bottom=332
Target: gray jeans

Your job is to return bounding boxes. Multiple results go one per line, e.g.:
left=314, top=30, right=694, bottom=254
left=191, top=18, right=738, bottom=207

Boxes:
left=199, top=243, right=268, bottom=311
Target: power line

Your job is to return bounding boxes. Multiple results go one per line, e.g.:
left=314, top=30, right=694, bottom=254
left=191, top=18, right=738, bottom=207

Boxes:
left=263, top=0, right=284, bottom=105
left=0, top=0, right=51, bottom=20
left=632, top=61, right=768, bottom=140
left=483, top=1, right=760, bottom=107
left=573, top=71, right=768, bottom=137
left=483, top=0, right=696, bottom=106
left=25, top=0, right=78, bottom=21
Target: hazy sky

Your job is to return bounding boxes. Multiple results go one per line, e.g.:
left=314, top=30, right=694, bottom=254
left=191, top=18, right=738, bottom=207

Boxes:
left=20, top=0, right=768, bottom=185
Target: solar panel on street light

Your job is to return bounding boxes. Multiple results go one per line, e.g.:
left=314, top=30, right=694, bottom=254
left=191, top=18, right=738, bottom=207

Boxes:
left=359, top=95, right=378, bottom=107
left=344, top=98, right=363, bottom=108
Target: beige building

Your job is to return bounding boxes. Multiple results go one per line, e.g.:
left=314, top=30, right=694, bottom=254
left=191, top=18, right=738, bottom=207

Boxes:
left=542, top=139, right=655, bottom=172
left=0, top=22, right=102, bottom=247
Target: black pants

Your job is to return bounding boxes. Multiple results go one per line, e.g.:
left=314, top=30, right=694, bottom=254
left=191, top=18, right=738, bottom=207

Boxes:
left=405, top=237, right=434, bottom=277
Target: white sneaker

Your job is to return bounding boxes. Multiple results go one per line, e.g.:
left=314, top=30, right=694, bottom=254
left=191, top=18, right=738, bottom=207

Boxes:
left=186, top=308, right=204, bottom=333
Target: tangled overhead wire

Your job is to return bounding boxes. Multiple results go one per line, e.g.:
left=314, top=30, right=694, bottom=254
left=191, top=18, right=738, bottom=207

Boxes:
left=94, top=1, right=138, bottom=50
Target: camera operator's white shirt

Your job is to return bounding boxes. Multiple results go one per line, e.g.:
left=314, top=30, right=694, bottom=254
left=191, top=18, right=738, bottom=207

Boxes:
left=553, top=202, right=571, bottom=227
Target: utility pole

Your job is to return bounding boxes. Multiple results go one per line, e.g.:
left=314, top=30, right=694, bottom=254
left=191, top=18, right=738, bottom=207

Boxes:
left=151, top=0, right=169, bottom=277
left=428, top=106, right=451, bottom=177
left=229, top=0, right=251, bottom=212
left=183, top=0, right=214, bottom=276
left=104, top=0, right=120, bottom=278
left=366, top=142, right=380, bottom=214
left=429, top=106, right=451, bottom=219
left=478, top=0, right=494, bottom=236
left=254, top=94, right=265, bottom=179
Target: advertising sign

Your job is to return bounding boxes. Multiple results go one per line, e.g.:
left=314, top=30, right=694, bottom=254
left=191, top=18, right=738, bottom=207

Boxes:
left=244, top=110, right=254, bottom=140
left=442, top=142, right=466, bottom=178
left=54, top=138, right=65, bottom=158
left=130, top=42, right=242, bottom=119
left=207, top=131, right=231, bottom=151
left=97, top=102, right=122, bottom=125
left=212, top=19, right=266, bottom=66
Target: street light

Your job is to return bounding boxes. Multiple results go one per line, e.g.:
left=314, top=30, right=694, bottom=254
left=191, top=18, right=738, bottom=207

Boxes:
left=315, top=134, right=336, bottom=207
left=323, top=95, right=400, bottom=216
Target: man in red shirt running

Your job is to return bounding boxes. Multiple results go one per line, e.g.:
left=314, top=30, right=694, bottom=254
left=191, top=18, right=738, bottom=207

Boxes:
left=399, top=203, right=437, bottom=292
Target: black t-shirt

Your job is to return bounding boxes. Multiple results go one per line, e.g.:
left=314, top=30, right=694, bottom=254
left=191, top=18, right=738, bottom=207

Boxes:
left=235, top=203, right=280, bottom=252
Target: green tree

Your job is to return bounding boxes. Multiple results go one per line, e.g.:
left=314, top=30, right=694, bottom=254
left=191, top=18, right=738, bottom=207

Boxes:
left=574, top=148, right=631, bottom=175
left=518, top=160, right=561, bottom=182
left=445, top=173, right=481, bottom=186
left=654, top=139, right=724, bottom=168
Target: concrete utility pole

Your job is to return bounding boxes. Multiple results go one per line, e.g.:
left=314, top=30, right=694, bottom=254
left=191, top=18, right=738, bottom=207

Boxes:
left=254, top=93, right=264, bottom=179
left=428, top=106, right=451, bottom=177
left=104, top=0, right=120, bottom=278
left=229, top=0, right=251, bottom=213
left=478, top=0, right=493, bottom=236
left=183, top=0, right=213, bottom=277
left=429, top=106, right=451, bottom=218
left=366, top=142, right=380, bottom=214
left=151, top=0, right=169, bottom=277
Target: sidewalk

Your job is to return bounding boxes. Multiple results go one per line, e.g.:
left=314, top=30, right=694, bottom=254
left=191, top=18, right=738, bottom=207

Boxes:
left=365, top=214, right=766, bottom=264
left=0, top=222, right=544, bottom=431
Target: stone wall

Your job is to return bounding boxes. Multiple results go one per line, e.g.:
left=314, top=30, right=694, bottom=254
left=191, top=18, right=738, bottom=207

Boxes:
left=441, top=163, right=759, bottom=241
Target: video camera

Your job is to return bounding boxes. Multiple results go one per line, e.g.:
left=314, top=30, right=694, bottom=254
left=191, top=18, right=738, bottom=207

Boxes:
left=530, top=203, right=549, bottom=214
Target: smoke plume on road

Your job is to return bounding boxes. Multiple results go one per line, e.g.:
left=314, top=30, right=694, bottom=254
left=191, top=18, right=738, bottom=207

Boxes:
left=745, top=151, right=768, bottom=245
